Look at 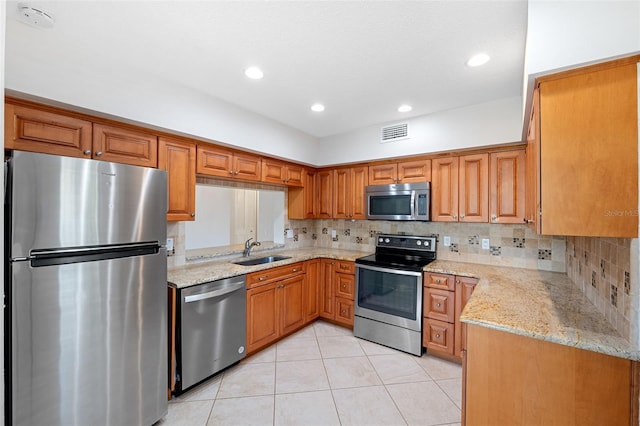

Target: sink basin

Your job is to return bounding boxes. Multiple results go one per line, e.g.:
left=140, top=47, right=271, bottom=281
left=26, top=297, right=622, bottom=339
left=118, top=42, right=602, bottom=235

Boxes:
left=233, top=255, right=291, bottom=266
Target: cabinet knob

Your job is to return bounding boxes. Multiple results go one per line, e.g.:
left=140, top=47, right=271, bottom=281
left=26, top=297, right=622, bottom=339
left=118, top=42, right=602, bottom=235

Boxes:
left=436, top=303, right=441, bottom=308
left=456, top=280, right=461, bottom=284
left=460, top=215, right=465, bottom=219
left=341, top=310, right=346, bottom=314
left=95, top=151, right=103, bottom=157
left=83, top=150, right=91, bottom=155
left=259, top=276, right=267, bottom=281
left=229, top=170, right=234, bottom=174
left=435, top=279, right=441, bottom=284
left=234, top=171, right=239, bottom=175
left=190, top=213, right=196, bottom=217
left=452, top=215, right=457, bottom=220
left=491, top=215, right=497, bottom=222
left=342, top=284, right=347, bottom=289
left=435, top=333, right=441, bottom=339
left=292, top=268, right=298, bottom=272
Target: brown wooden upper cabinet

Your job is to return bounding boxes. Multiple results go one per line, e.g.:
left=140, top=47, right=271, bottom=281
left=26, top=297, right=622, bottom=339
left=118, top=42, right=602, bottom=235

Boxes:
left=159, top=137, right=196, bottom=222
left=368, top=159, right=431, bottom=185
left=93, top=123, right=158, bottom=168
left=432, top=154, right=488, bottom=222
left=529, top=56, right=639, bottom=237
left=261, top=159, right=304, bottom=186
left=5, top=102, right=159, bottom=168
left=5, top=102, right=93, bottom=158
left=288, top=169, right=317, bottom=220
left=316, top=170, right=333, bottom=219
left=489, top=149, right=526, bottom=224
left=333, top=166, right=368, bottom=219
left=196, top=144, right=261, bottom=182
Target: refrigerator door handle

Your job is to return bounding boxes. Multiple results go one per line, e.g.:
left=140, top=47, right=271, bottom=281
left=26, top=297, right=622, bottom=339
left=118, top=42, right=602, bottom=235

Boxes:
left=184, top=282, right=246, bottom=303
left=31, top=242, right=160, bottom=257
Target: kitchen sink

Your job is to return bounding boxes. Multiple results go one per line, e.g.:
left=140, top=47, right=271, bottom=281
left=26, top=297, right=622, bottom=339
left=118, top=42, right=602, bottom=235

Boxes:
left=233, top=255, right=291, bottom=266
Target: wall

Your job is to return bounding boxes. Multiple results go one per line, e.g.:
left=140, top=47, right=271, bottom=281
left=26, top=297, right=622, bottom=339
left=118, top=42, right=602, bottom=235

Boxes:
left=1, top=2, right=6, bottom=423
left=316, top=96, right=523, bottom=166
left=566, top=237, right=632, bottom=340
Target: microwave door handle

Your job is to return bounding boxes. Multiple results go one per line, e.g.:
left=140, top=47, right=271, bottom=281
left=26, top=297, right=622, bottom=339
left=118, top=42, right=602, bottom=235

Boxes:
left=411, top=191, right=417, bottom=217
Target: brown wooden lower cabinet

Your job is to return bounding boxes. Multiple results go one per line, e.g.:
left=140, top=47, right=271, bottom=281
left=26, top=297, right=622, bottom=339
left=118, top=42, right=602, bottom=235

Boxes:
left=304, top=259, right=321, bottom=322
left=319, top=259, right=355, bottom=327
left=464, top=324, right=639, bottom=426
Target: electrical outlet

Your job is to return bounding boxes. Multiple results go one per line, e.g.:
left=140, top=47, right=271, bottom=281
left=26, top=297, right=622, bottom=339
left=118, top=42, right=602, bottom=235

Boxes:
left=166, top=238, right=175, bottom=255
left=331, top=229, right=337, bottom=238
left=443, top=236, right=451, bottom=247
left=286, top=229, right=294, bottom=238
left=482, top=238, right=490, bottom=250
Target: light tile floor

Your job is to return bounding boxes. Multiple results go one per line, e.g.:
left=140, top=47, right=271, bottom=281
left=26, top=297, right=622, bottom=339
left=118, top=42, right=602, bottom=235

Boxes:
left=157, top=321, right=462, bottom=426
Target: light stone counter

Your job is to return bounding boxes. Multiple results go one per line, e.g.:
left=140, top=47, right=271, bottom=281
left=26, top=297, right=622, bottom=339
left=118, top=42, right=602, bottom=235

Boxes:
left=425, top=260, right=640, bottom=361
left=167, top=247, right=368, bottom=289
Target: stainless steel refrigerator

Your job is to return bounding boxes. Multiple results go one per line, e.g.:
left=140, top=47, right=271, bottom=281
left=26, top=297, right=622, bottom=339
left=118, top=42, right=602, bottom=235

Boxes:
left=5, top=151, right=168, bottom=426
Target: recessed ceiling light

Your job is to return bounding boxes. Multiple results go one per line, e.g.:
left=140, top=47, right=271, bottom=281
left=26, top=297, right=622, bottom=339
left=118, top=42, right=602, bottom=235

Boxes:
left=398, top=104, right=413, bottom=113
left=244, top=66, right=264, bottom=79
left=466, top=53, right=490, bottom=67
left=311, top=103, right=325, bottom=112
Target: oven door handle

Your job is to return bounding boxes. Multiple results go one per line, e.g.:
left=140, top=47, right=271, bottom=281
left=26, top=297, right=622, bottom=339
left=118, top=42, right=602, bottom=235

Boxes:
left=355, top=263, right=423, bottom=277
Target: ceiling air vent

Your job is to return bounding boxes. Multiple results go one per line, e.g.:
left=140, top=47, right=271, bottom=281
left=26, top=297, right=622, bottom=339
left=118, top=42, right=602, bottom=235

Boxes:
left=381, top=123, right=409, bottom=143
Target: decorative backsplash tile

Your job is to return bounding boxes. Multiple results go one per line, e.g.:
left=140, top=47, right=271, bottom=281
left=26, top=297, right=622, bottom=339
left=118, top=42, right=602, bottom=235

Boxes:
left=566, top=236, right=633, bottom=340
left=449, top=243, right=459, bottom=253
left=490, top=246, right=501, bottom=256
left=538, top=249, right=552, bottom=260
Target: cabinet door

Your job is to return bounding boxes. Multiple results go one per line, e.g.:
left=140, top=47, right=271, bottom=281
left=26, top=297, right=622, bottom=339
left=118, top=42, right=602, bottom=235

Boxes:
left=4, top=103, right=93, bottom=158
left=539, top=62, right=638, bottom=237
left=285, top=164, right=304, bottom=187
left=197, top=145, right=233, bottom=177
left=159, top=137, right=196, bottom=222
left=316, top=170, right=333, bottom=219
left=319, top=259, right=335, bottom=319
left=398, top=159, right=431, bottom=183
left=333, top=168, right=350, bottom=219
left=92, top=123, right=158, bottom=167
left=459, top=153, right=488, bottom=223
left=246, top=283, right=280, bottom=354
left=368, top=164, right=398, bottom=185
left=261, top=159, right=286, bottom=184
left=350, top=166, right=368, bottom=219
left=490, top=150, right=525, bottom=224
left=280, top=275, right=306, bottom=335
left=304, top=170, right=317, bottom=218
left=431, top=157, right=459, bottom=221
left=454, top=276, right=478, bottom=358
left=424, top=318, right=454, bottom=355
left=334, top=297, right=354, bottom=327
left=305, top=259, right=321, bottom=323
left=233, top=152, right=262, bottom=182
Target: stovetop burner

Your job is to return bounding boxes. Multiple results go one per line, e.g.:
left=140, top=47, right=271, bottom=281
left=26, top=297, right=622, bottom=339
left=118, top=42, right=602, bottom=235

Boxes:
left=355, top=234, right=437, bottom=272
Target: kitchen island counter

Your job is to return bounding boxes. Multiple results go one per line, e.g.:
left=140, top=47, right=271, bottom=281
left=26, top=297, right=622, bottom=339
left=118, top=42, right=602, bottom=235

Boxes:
left=424, top=260, right=639, bottom=361
left=168, top=248, right=367, bottom=289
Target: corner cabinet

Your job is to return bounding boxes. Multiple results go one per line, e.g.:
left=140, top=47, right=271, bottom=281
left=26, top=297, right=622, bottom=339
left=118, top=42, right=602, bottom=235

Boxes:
left=261, top=159, right=304, bottom=186
left=159, top=137, right=196, bottom=221
left=528, top=56, right=639, bottom=237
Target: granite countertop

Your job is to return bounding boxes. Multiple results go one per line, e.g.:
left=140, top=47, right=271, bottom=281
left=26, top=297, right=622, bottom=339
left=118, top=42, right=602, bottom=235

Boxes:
left=425, top=260, right=640, bottom=361
left=167, top=247, right=368, bottom=289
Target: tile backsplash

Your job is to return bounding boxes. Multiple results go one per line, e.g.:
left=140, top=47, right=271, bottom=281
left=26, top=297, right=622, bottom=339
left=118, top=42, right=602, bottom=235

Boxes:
left=566, top=236, right=633, bottom=340
left=286, top=219, right=566, bottom=273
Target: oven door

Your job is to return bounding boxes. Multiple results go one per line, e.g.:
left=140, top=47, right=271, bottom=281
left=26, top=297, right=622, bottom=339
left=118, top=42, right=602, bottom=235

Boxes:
left=354, top=264, right=423, bottom=331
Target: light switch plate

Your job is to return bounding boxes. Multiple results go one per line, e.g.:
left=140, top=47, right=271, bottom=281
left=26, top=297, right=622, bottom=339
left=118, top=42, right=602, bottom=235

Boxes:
left=166, top=237, right=174, bottom=251
left=286, top=229, right=294, bottom=238
left=443, top=236, right=451, bottom=247
left=482, top=238, right=490, bottom=250
left=331, top=229, right=337, bottom=238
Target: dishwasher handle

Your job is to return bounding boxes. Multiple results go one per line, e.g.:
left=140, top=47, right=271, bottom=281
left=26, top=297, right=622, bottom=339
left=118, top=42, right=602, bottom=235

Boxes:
left=184, top=281, right=245, bottom=303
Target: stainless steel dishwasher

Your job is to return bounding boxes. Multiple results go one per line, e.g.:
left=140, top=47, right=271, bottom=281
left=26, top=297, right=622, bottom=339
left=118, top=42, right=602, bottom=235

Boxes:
left=177, top=275, right=247, bottom=393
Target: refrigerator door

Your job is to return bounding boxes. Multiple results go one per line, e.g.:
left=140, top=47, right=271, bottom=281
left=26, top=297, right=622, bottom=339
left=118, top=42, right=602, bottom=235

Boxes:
left=8, top=151, right=167, bottom=258
left=10, top=249, right=168, bottom=426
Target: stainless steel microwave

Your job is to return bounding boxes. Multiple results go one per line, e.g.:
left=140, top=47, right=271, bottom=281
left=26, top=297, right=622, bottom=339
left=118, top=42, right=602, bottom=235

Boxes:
left=366, top=182, right=430, bottom=221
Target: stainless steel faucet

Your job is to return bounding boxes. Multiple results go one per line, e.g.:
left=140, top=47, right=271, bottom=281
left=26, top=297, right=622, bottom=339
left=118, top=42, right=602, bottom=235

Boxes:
left=243, top=238, right=261, bottom=257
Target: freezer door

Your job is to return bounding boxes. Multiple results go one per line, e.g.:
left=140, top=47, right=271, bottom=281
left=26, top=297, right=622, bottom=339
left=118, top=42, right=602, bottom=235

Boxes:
left=8, top=151, right=167, bottom=258
left=9, top=250, right=168, bottom=426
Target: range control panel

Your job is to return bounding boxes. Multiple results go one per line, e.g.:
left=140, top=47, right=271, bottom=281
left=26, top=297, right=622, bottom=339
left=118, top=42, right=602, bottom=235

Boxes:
left=375, top=234, right=437, bottom=252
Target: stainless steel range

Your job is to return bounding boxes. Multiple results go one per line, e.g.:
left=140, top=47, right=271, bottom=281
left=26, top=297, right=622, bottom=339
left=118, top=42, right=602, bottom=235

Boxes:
left=354, top=234, right=437, bottom=356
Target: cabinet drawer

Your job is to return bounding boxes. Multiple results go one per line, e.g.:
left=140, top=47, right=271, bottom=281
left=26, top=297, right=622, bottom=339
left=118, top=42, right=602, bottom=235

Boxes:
left=334, top=297, right=354, bottom=327
left=247, top=262, right=305, bottom=288
left=335, top=260, right=355, bottom=274
left=423, top=287, right=455, bottom=322
left=335, top=273, right=355, bottom=299
left=424, top=272, right=455, bottom=291
left=423, top=318, right=455, bottom=355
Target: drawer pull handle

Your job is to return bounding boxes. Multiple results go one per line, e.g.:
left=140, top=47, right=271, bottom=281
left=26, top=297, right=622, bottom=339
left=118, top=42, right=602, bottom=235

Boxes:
left=292, top=269, right=298, bottom=272
left=435, top=333, right=441, bottom=339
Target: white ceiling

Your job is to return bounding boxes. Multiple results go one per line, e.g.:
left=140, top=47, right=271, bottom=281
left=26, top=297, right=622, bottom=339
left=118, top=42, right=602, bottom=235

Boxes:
left=4, top=1, right=528, bottom=139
